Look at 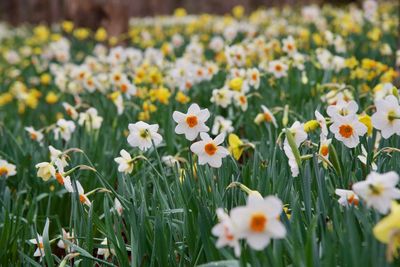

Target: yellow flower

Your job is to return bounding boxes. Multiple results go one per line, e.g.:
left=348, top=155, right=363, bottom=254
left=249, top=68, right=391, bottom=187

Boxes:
left=33, top=25, right=50, bottom=42
left=228, top=133, right=244, bottom=160
left=345, top=57, right=358, bottom=69
left=40, top=73, right=51, bottom=85
left=109, top=36, right=119, bottom=46
left=45, top=92, right=59, bottom=105
left=373, top=202, right=400, bottom=261
left=74, top=28, right=90, bottom=40
left=232, top=5, right=245, bottom=19
left=303, top=120, right=320, bottom=133
left=62, top=20, right=74, bottom=33
left=153, top=87, right=171, bottom=105
left=0, top=92, right=13, bottom=107
left=359, top=114, right=373, bottom=136
left=174, top=8, right=187, bottom=17
left=95, top=27, right=108, bottom=42
left=229, top=77, right=243, bottom=91
left=176, top=91, right=190, bottom=104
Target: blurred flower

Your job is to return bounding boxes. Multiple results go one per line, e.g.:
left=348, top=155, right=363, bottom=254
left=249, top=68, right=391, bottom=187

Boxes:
left=353, top=171, right=400, bottom=214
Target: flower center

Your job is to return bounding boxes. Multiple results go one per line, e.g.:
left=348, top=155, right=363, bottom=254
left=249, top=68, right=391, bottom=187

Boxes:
left=30, top=133, right=37, bottom=140
left=121, top=84, right=128, bottom=93
left=186, top=115, right=198, bottom=128
left=339, top=124, right=353, bottom=138
left=369, top=183, right=384, bottom=196
left=250, top=212, right=267, bottom=232
left=263, top=112, right=272, bottom=122
left=0, top=167, right=8, bottom=176
left=79, top=194, right=86, bottom=203
left=139, top=129, right=150, bottom=139
left=38, top=242, right=44, bottom=249
left=347, top=194, right=359, bottom=206
left=275, top=64, right=282, bottom=71
left=204, top=143, right=217, bottom=156
left=55, top=172, right=64, bottom=185
left=388, top=110, right=397, bottom=122
left=320, top=145, right=329, bottom=157
left=223, top=226, right=234, bottom=241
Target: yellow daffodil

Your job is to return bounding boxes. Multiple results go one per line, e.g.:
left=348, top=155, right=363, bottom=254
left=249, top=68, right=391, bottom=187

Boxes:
left=228, top=134, right=244, bottom=160
left=373, top=201, right=400, bottom=262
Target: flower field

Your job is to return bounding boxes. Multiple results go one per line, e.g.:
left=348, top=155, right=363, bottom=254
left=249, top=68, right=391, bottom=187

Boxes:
left=0, top=1, right=400, bottom=266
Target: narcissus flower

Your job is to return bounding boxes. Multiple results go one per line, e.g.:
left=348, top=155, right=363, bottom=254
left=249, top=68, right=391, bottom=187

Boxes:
left=268, top=60, right=288, bottom=78
left=230, top=194, right=286, bottom=250
left=353, top=171, right=400, bottom=214
left=212, top=116, right=234, bottom=135
left=53, top=119, right=76, bottom=142
left=335, top=189, right=359, bottom=207
left=212, top=208, right=241, bottom=257
left=97, top=238, right=115, bottom=260
left=327, top=96, right=358, bottom=120
left=78, top=108, right=103, bottom=131
left=371, top=95, right=400, bottom=139
left=173, top=103, right=210, bottom=141
left=35, top=162, right=56, bottom=181
left=127, top=121, right=162, bottom=151
left=190, top=133, right=229, bottom=168
left=64, top=179, right=91, bottom=207
left=228, top=134, right=244, bottom=161
left=29, top=234, right=45, bottom=259
left=25, top=126, right=44, bottom=144
left=0, top=159, right=17, bottom=178
left=254, top=105, right=277, bottom=127
left=373, top=201, right=400, bottom=261
left=57, top=228, right=75, bottom=252
left=114, top=149, right=134, bottom=174
left=329, top=114, right=367, bottom=148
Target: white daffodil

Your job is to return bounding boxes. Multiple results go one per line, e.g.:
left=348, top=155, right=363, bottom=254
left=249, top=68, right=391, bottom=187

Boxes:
left=283, top=142, right=299, bottom=177
left=49, top=145, right=68, bottom=168
left=112, top=198, right=123, bottom=216
left=97, top=238, right=115, bottom=260
left=62, top=102, right=78, bottom=120
left=285, top=121, right=308, bottom=147
left=212, top=116, right=234, bottom=135
left=318, top=135, right=331, bottom=163
left=190, top=132, right=229, bottom=168
left=172, top=103, right=210, bottom=141
left=327, top=95, right=358, bottom=120
left=127, top=121, right=163, bottom=151
left=268, top=60, right=288, bottom=78
left=247, top=68, right=260, bottom=89
left=114, top=149, right=134, bottom=174
left=0, top=159, right=16, bottom=178
left=315, top=110, right=328, bottom=137
left=24, top=126, right=44, bottom=144
left=335, top=189, right=359, bottom=207
left=353, top=171, right=400, bottom=214
left=35, top=162, right=56, bottom=181
left=254, top=105, right=277, bottom=127
left=212, top=208, right=241, bottom=257
left=371, top=95, right=400, bottom=139
left=230, top=194, right=286, bottom=250
left=53, top=119, right=76, bottom=142
left=211, top=87, right=234, bottom=108
left=64, top=179, right=91, bottom=207
left=57, top=228, right=75, bottom=253
left=29, top=234, right=45, bottom=259
left=329, top=114, right=367, bottom=148
left=78, top=107, right=103, bottom=131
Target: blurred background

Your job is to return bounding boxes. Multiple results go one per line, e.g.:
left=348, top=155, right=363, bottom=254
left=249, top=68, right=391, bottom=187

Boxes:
left=0, top=0, right=360, bottom=34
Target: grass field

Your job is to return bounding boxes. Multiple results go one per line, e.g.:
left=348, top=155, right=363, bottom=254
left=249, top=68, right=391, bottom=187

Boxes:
left=0, top=1, right=400, bottom=266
